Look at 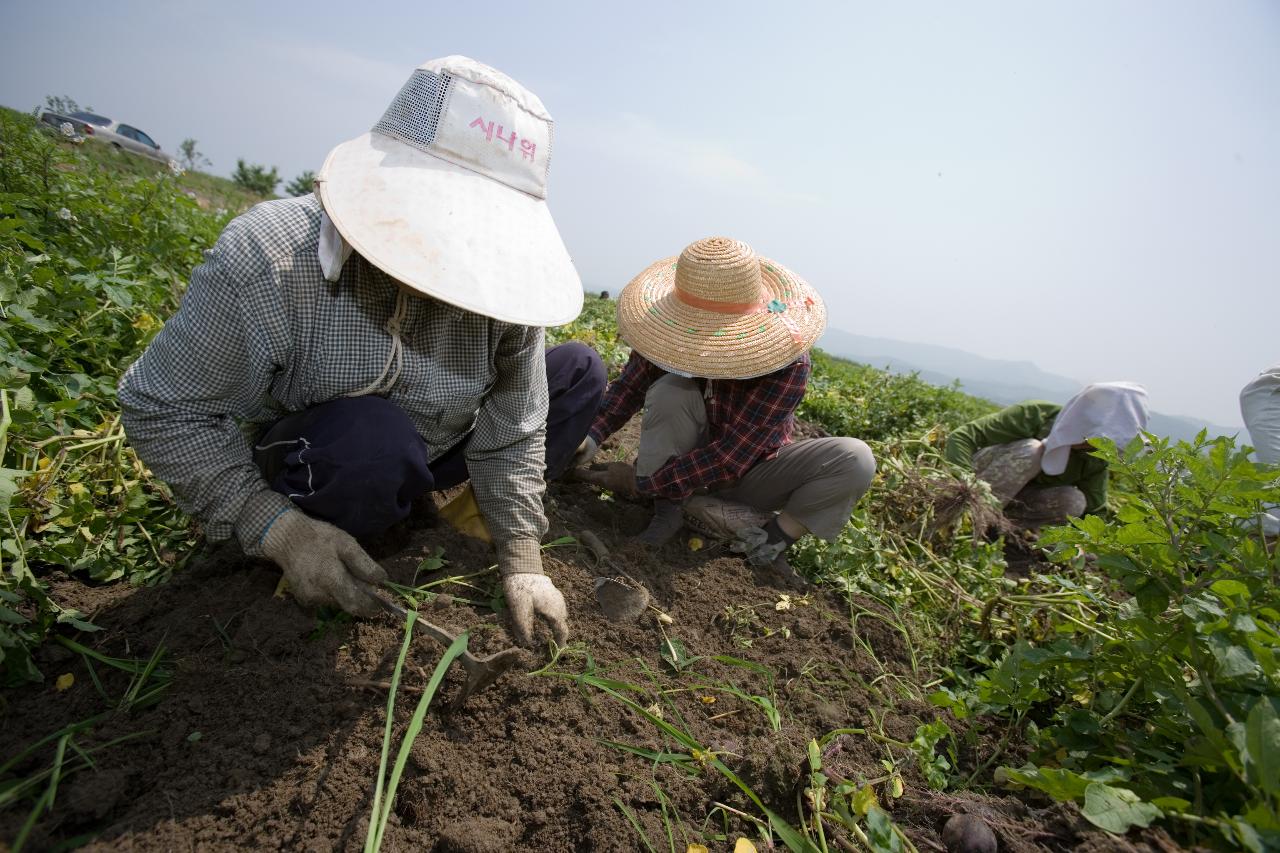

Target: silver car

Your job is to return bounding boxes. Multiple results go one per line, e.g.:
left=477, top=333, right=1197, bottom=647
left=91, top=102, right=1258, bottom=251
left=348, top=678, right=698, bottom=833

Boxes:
left=39, top=108, right=171, bottom=164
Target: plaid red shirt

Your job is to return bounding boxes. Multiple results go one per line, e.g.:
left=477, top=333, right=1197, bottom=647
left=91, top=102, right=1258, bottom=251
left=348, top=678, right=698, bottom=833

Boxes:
left=588, top=351, right=810, bottom=499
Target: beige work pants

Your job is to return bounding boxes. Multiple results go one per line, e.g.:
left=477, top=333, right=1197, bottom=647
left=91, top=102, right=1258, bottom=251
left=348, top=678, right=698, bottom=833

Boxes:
left=972, top=438, right=1086, bottom=525
left=635, top=375, right=875, bottom=540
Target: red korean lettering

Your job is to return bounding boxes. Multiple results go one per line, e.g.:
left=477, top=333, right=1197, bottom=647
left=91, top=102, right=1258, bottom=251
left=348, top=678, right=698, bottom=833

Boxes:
left=469, top=117, right=493, bottom=141
left=494, top=125, right=517, bottom=151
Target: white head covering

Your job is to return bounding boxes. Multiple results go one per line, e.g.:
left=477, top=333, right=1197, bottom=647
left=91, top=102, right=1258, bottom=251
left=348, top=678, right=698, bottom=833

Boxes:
left=1240, top=364, right=1280, bottom=466
left=1041, top=382, right=1150, bottom=476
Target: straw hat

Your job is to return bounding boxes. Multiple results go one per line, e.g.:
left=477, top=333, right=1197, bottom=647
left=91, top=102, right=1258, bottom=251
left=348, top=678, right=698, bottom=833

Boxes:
left=617, top=237, right=826, bottom=379
left=315, top=56, right=582, bottom=327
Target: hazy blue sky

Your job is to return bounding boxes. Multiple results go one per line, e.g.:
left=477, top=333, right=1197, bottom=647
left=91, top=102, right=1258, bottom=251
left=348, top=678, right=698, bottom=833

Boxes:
left=3, top=1, right=1276, bottom=427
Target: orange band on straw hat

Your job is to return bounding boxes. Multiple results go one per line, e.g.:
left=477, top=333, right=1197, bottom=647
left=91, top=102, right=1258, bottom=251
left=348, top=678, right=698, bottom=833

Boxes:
left=673, top=288, right=763, bottom=315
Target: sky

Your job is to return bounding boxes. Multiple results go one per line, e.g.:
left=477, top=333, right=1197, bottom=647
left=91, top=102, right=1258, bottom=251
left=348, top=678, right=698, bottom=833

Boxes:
left=2, top=1, right=1276, bottom=428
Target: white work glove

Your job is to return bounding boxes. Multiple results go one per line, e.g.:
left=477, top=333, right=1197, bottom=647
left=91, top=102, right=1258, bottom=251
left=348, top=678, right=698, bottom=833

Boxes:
left=499, top=539, right=569, bottom=647
left=504, top=574, right=569, bottom=647
left=571, top=436, right=599, bottom=469
left=261, top=509, right=388, bottom=617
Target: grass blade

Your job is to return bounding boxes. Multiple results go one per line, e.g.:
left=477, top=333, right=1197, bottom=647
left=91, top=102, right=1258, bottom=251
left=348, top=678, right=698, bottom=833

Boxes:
left=364, top=609, right=417, bottom=853
left=613, top=796, right=659, bottom=853
left=373, top=630, right=469, bottom=851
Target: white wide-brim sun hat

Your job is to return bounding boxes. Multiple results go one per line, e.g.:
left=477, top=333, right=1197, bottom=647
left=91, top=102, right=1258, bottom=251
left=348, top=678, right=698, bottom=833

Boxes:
left=315, top=56, right=583, bottom=327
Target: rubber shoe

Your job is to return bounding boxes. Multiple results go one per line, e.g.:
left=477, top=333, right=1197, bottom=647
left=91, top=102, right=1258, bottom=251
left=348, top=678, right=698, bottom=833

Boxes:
left=768, top=551, right=812, bottom=591
left=684, top=496, right=774, bottom=541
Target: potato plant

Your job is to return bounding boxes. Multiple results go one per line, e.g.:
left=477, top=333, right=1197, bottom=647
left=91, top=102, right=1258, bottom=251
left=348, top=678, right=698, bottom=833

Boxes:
left=0, top=109, right=239, bottom=684
left=933, top=434, right=1280, bottom=848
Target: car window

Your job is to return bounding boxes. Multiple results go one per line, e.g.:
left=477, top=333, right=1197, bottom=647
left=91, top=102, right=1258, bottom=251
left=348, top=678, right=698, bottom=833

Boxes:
left=41, top=112, right=70, bottom=127
left=133, top=129, right=157, bottom=148
left=70, top=112, right=110, bottom=126
left=116, top=125, right=138, bottom=141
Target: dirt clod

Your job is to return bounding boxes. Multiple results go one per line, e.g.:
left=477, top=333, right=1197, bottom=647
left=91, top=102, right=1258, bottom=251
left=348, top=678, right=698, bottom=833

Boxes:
left=942, top=813, right=999, bottom=853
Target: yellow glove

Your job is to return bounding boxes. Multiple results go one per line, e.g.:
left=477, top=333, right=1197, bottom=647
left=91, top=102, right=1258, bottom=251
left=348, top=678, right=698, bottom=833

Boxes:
left=438, top=484, right=492, bottom=543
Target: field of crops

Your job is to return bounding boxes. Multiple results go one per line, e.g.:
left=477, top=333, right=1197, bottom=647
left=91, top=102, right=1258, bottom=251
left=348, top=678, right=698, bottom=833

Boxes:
left=2, top=107, right=1279, bottom=852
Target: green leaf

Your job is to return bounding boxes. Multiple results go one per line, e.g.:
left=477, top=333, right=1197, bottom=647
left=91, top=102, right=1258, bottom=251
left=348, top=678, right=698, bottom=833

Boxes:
left=851, top=783, right=878, bottom=816
left=1244, top=700, right=1280, bottom=796
left=927, top=688, right=970, bottom=720
left=1233, top=613, right=1260, bottom=633
left=0, top=468, right=28, bottom=514
left=55, top=610, right=101, bottom=633
left=1208, top=634, right=1260, bottom=679
left=102, top=283, right=133, bottom=309
left=1116, top=523, right=1166, bottom=546
left=1134, top=578, right=1170, bottom=618
left=0, top=606, right=29, bottom=626
left=14, top=231, right=46, bottom=252
left=12, top=385, right=34, bottom=411
left=1149, top=797, right=1191, bottom=812
left=807, top=738, right=822, bottom=772
left=1212, top=579, right=1251, bottom=599
left=1183, top=594, right=1227, bottom=624
left=998, top=765, right=1091, bottom=802
left=863, top=807, right=905, bottom=852
left=658, top=636, right=695, bottom=673
left=6, top=305, right=55, bottom=332
left=1081, top=783, right=1162, bottom=834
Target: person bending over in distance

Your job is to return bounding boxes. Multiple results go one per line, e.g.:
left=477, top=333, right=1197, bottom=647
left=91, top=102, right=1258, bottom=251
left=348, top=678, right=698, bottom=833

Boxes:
left=574, top=237, right=876, bottom=587
left=118, top=56, right=605, bottom=646
left=944, top=383, right=1149, bottom=526
left=1239, top=364, right=1280, bottom=535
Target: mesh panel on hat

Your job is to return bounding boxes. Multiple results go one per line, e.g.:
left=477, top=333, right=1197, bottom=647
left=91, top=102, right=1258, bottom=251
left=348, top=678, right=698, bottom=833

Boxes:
left=372, top=69, right=453, bottom=153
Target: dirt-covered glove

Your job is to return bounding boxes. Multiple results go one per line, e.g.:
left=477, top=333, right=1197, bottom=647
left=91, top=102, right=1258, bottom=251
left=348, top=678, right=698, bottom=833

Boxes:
left=504, top=574, right=569, bottom=647
left=576, top=461, right=638, bottom=498
left=261, top=509, right=387, bottom=617
left=499, top=540, right=569, bottom=647
left=570, top=436, right=599, bottom=469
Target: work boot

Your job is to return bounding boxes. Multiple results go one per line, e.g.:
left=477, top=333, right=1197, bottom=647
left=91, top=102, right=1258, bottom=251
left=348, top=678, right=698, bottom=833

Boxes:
left=767, top=550, right=812, bottom=591
left=637, top=499, right=684, bottom=547
left=683, top=495, right=774, bottom=541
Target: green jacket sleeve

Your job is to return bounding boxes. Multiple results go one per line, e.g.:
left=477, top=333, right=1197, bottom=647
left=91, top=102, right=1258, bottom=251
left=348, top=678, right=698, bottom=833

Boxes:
left=944, top=401, right=1062, bottom=470
left=1077, top=459, right=1109, bottom=516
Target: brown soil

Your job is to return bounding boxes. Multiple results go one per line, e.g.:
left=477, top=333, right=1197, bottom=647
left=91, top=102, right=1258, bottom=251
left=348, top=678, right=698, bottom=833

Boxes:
left=0, top=426, right=1179, bottom=852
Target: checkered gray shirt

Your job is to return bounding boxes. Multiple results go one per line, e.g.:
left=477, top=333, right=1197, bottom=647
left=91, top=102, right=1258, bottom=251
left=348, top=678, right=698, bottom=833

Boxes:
left=118, top=195, right=549, bottom=572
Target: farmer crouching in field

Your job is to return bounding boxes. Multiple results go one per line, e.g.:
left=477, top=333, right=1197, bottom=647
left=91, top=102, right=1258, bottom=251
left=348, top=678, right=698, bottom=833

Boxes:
left=1240, top=364, right=1280, bottom=535
left=943, top=383, right=1149, bottom=526
left=118, top=56, right=605, bottom=646
left=574, top=237, right=876, bottom=586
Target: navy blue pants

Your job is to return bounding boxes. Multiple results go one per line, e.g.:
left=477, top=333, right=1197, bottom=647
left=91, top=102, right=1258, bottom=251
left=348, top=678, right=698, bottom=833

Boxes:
left=253, top=342, right=605, bottom=540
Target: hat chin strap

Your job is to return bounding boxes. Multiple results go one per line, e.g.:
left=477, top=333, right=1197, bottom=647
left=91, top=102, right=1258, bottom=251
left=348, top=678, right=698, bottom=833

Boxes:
left=346, top=288, right=409, bottom=398
left=319, top=211, right=408, bottom=398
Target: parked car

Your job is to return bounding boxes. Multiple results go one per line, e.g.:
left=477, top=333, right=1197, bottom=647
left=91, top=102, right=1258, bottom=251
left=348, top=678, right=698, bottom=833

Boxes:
left=36, top=107, right=171, bottom=165
left=34, top=108, right=93, bottom=142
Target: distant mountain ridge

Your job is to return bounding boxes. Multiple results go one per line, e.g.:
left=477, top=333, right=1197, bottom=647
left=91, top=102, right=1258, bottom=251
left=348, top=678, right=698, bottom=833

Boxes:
left=818, top=328, right=1238, bottom=445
